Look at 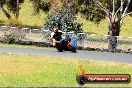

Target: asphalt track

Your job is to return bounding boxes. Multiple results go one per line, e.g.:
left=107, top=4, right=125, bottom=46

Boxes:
left=0, top=46, right=132, bottom=64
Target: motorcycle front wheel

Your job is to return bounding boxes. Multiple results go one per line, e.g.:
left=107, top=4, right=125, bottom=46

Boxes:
left=71, top=47, right=76, bottom=53
left=56, top=43, right=63, bottom=52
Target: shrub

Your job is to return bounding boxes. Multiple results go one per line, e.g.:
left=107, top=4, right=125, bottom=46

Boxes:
left=1, top=27, right=25, bottom=44
left=2, top=34, right=16, bottom=44
left=43, top=4, right=83, bottom=34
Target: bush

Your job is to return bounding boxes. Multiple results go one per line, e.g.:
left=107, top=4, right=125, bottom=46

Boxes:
left=2, top=34, right=16, bottom=44
left=1, top=27, right=25, bottom=44
left=43, top=4, right=83, bottom=34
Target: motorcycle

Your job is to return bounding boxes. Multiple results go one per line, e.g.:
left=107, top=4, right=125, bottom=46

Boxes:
left=55, top=35, right=77, bottom=53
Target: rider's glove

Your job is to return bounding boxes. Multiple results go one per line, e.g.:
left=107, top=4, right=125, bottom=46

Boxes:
left=52, top=39, right=56, bottom=46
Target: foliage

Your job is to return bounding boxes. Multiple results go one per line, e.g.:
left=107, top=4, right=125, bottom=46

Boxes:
left=77, top=0, right=132, bottom=24
left=77, top=0, right=106, bottom=24
left=2, top=34, right=17, bottom=44
left=78, top=0, right=120, bottom=23
left=1, top=27, right=25, bottom=44
left=7, top=0, right=24, bottom=14
left=77, top=0, right=132, bottom=50
left=43, top=4, right=83, bottom=33
left=0, top=0, right=5, bottom=5
left=0, top=0, right=25, bottom=19
left=31, top=0, right=50, bottom=14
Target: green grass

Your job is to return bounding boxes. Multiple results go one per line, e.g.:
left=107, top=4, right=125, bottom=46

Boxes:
left=0, top=0, right=47, bottom=28
left=0, top=43, right=55, bottom=50
left=0, top=1, right=132, bottom=36
left=18, top=1, right=47, bottom=28
left=0, top=53, right=132, bottom=87
left=76, top=13, right=132, bottom=37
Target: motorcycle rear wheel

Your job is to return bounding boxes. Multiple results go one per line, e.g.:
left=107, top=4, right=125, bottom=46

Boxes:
left=71, top=47, right=76, bottom=53
left=56, top=45, right=63, bottom=52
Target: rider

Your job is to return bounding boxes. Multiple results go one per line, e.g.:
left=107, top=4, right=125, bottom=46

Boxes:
left=50, top=27, right=63, bottom=46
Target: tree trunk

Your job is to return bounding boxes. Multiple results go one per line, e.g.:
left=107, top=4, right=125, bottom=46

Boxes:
left=0, top=3, right=11, bottom=19
left=16, top=0, right=19, bottom=18
left=108, top=21, right=120, bottom=51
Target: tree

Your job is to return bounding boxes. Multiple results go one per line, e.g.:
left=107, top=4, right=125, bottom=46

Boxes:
left=43, top=3, right=83, bottom=33
left=0, top=0, right=11, bottom=19
left=78, top=0, right=132, bottom=51
left=31, top=0, right=64, bottom=14
left=31, top=0, right=50, bottom=14
left=0, top=0, right=24, bottom=19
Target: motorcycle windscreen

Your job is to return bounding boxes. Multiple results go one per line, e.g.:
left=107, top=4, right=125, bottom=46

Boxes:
left=61, top=35, right=71, bottom=41
left=71, top=39, right=77, bottom=48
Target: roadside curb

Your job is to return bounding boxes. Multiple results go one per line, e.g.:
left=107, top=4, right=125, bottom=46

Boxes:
left=10, top=40, right=132, bottom=54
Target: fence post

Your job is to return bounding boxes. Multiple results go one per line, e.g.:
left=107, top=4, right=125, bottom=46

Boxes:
left=29, top=29, right=32, bottom=41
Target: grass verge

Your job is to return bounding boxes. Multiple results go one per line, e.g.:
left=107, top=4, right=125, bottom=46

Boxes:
left=0, top=53, right=131, bottom=87
left=0, top=43, right=55, bottom=50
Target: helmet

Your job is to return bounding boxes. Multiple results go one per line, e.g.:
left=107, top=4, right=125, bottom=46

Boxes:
left=53, top=27, right=58, bottom=33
